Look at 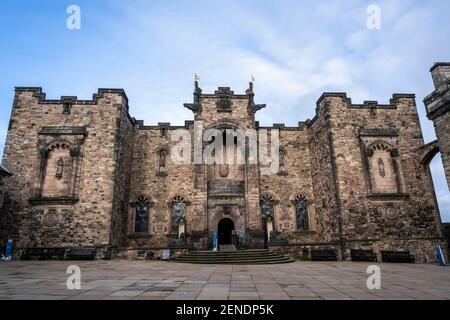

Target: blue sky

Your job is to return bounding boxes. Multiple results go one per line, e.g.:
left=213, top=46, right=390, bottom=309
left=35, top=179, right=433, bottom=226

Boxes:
left=0, top=0, right=449, bottom=221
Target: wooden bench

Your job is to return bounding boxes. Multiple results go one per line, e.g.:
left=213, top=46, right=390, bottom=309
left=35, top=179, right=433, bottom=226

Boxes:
left=21, top=248, right=66, bottom=260
left=22, top=248, right=46, bottom=260
left=67, top=247, right=96, bottom=260
left=381, top=250, right=415, bottom=263
left=311, top=249, right=337, bottom=261
left=351, top=249, right=377, bottom=262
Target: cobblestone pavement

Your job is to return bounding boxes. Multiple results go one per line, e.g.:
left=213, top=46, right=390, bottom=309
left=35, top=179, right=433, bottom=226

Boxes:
left=0, top=261, right=449, bottom=300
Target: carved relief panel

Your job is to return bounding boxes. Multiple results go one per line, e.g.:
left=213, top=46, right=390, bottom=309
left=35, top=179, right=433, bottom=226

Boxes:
left=32, top=127, right=86, bottom=204
left=360, top=129, right=405, bottom=197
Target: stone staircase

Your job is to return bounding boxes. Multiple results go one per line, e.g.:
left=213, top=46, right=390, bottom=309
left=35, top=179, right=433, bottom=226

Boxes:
left=171, top=249, right=295, bottom=265
left=219, top=245, right=237, bottom=251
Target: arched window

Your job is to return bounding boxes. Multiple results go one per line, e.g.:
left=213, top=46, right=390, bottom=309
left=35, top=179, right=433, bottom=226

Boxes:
left=295, top=195, right=309, bottom=231
left=261, top=195, right=275, bottom=243
left=135, top=197, right=151, bottom=233
left=171, top=196, right=186, bottom=234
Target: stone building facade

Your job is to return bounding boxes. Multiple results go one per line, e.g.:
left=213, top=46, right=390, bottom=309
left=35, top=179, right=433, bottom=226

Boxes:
left=1, top=64, right=449, bottom=263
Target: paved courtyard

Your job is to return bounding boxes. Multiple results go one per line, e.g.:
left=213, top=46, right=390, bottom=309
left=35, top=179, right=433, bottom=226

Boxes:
left=0, top=260, right=449, bottom=300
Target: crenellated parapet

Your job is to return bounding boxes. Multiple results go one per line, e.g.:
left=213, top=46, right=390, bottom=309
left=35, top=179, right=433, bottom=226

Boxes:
left=14, top=87, right=129, bottom=110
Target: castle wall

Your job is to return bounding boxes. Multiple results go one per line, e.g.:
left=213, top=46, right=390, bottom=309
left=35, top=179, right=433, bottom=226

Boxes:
left=127, top=123, right=195, bottom=248
left=321, top=93, right=443, bottom=262
left=109, top=101, right=135, bottom=248
left=307, top=102, right=342, bottom=245
left=0, top=79, right=446, bottom=263
left=2, top=88, right=129, bottom=249
left=426, top=63, right=450, bottom=190
left=433, top=111, right=450, bottom=189
left=258, top=127, right=318, bottom=243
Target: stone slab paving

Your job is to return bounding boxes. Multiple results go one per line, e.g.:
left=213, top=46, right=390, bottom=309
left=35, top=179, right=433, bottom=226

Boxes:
left=0, top=260, right=449, bottom=300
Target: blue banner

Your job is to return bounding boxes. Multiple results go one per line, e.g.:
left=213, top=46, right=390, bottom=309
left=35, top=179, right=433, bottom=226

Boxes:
left=211, top=230, right=217, bottom=251
left=4, top=238, right=13, bottom=260
left=434, top=244, right=447, bottom=267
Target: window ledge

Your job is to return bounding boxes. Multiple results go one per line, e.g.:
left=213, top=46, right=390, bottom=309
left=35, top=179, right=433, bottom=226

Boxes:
left=128, top=233, right=153, bottom=239
left=293, top=230, right=316, bottom=235
left=367, top=193, right=409, bottom=201
left=29, top=197, right=79, bottom=206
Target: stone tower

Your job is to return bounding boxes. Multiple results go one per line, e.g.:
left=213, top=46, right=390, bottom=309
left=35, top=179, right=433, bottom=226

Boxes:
left=425, top=62, right=450, bottom=190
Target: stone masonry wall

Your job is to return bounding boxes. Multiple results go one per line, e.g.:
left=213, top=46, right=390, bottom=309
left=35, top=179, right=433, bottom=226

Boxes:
left=1, top=88, right=129, bottom=249
left=434, top=112, right=450, bottom=189
left=323, top=94, right=443, bottom=262
left=259, top=127, right=319, bottom=244
left=127, top=123, right=195, bottom=249
left=307, top=101, right=342, bottom=247
left=109, top=101, right=135, bottom=248
left=1, top=82, right=446, bottom=263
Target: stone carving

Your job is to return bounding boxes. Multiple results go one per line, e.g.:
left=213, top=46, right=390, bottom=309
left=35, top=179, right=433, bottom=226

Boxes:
left=219, top=164, right=229, bottom=177
left=378, top=158, right=386, bottom=177
left=216, top=88, right=233, bottom=113
left=171, top=197, right=186, bottom=234
left=385, top=207, right=399, bottom=221
left=370, top=106, right=377, bottom=119
left=159, top=150, right=166, bottom=173
left=62, top=102, right=71, bottom=115
left=135, top=197, right=150, bottom=233
left=55, top=158, right=64, bottom=179
left=295, top=196, right=309, bottom=231
left=43, top=209, right=59, bottom=227
left=278, top=148, right=288, bottom=175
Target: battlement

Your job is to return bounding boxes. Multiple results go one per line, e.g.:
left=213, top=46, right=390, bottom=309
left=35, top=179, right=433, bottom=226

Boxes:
left=430, top=62, right=450, bottom=90
left=134, top=119, right=194, bottom=130
left=14, top=87, right=129, bottom=110
left=255, top=121, right=308, bottom=131
left=316, top=92, right=416, bottom=110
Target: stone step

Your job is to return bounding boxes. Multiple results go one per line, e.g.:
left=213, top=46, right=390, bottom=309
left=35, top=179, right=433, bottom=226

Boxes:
left=189, top=249, right=269, bottom=254
left=173, top=254, right=286, bottom=261
left=219, top=245, right=237, bottom=251
left=187, top=251, right=272, bottom=257
left=178, top=253, right=283, bottom=259
left=172, top=257, right=295, bottom=265
left=171, top=249, right=295, bottom=265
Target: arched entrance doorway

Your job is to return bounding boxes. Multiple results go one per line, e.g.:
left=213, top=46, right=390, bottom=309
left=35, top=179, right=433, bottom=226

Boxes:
left=218, top=218, right=235, bottom=245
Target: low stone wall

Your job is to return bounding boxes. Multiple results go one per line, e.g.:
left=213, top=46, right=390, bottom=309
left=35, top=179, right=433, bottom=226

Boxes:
left=116, top=247, right=192, bottom=261
left=269, top=243, right=342, bottom=261
left=269, top=239, right=448, bottom=264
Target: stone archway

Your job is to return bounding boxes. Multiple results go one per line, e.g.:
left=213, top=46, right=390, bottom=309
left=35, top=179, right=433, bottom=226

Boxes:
left=418, top=140, right=445, bottom=238
left=218, top=218, right=235, bottom=245
left=420, top=140, right=440, bottom=168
